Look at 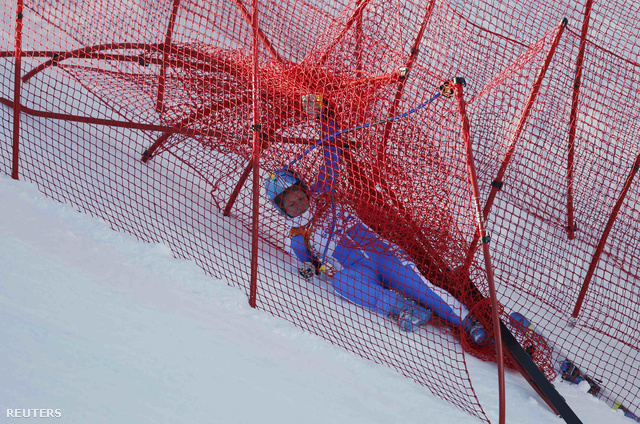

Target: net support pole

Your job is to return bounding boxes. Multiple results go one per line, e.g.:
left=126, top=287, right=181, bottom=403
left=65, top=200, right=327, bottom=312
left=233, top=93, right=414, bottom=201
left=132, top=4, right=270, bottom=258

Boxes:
left=231, top=0, right=282, bottom=62
left=20, top=42, right=163, bottom=83
left=11, top=0, right=24, bottom=180
left=360, top=0, right=435, bottom=223
left=376, top=0, right=436, bottom=165
left=354, top=0, right=363, bottom=72
left=463, top=19, right=567, bottom=268
left=156, top=0, right=181, bottom=113
left=249, top=0, right=262, bottom=308
left=141, top=131, right=173, bottom=162
left=453, top=78, right=506, bottom=424
left=482, top=19, right=567, bottom=221
left=566, top=0, right=594, bottom=240
left=224, top=160, right=253, bottom=216
left=571, top=153, right=640, bottom=319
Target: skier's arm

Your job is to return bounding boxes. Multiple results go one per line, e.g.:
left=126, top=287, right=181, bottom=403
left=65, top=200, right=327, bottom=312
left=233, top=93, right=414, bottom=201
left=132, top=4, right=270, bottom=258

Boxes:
left=313, top=117, right=342, bottom=194
left=287, top=234, right=313, bottom=263
left=286, top=234, right=323, bottom=280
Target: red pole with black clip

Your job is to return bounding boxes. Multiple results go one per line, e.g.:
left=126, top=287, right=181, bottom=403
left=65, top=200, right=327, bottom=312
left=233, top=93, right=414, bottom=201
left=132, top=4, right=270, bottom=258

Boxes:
left=571, top=152, right=640, bottom=320
left=452, top=78, right=506, bottom=424
left=156, top=0, right=181, bottom=113
left=12, top=0, right=24, bottom=180
left=248, top=0, right=261, bottom=308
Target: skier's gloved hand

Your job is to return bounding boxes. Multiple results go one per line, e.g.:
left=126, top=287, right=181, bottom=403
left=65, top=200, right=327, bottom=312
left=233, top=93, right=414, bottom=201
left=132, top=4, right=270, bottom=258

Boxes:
left=298, top=262, right=315, bottom=282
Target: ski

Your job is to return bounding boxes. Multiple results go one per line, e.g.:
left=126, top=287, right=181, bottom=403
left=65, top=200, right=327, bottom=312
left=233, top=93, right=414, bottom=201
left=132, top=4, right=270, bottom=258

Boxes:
left=498, top=319, right=584, bottom=423
left=458, top=275, right=584, bottom=423
left=509, top=312, right=640, bottom=423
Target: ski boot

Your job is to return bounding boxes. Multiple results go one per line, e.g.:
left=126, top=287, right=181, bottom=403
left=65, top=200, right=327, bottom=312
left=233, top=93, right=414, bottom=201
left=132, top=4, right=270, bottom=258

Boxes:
left=560, top=360, right=602, bottom=395
left=389, top=296, right=432, bottom=332
left=463, top=316, right=489, bottom=345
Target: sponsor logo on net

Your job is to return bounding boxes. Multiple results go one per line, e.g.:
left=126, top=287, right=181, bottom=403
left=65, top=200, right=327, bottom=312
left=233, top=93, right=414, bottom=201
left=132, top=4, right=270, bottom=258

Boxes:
left=6, top=409, right=62, bottom=418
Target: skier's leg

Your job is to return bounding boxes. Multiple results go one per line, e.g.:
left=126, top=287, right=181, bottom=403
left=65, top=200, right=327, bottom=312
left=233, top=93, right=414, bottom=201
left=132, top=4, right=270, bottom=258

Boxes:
left=345, top=223, right=470, bottom=326
left=382, top=253, right=470, bottom=326
left=331, top=261, right=431, bottom=331
left=379, top=253, right=489, bottom=343
left=331, top=262, right=397, bottom=316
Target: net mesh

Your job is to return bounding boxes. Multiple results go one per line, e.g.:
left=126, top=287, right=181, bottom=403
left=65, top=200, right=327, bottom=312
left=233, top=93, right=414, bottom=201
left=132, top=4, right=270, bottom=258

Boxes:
left=2, top=0, right=640, bottom=422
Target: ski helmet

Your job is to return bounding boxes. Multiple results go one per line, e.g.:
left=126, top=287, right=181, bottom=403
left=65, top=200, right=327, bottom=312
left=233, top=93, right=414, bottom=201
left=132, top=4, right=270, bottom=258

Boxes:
left=264, top=170, right=307, bottom=215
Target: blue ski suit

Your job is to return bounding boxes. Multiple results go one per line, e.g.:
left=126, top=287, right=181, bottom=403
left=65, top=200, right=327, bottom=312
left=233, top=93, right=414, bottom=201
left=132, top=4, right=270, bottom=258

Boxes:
left=282, top=119, right=470, bottom=326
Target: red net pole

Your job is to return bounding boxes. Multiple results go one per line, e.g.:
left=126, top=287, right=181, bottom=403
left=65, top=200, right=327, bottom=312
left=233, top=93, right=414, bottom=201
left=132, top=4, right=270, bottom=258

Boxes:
left=354, top=0, right=363, bottom=71
left=248, top=0, right=261, bottom=308
left=11, top=0, right=24, bottom=180
left=377, top=0, right=436, bottom=163
left=481, top=19, right=568, bottom=222
left=156, top=0, right=181, bottom=113
left=453, top=79, right=506, bottom=424
left=0, top=98, right=180, bottom=132
left=571, top=153, right=640, bottom=319
left=231, top=0, right=282, bottom=62
left=224, top=160, right=254, bottom=217
left=463, top=19, right=568, bottom=268
left=21, top=42, right=161, bottom=83
left=566, top=0, right=594, bottom=240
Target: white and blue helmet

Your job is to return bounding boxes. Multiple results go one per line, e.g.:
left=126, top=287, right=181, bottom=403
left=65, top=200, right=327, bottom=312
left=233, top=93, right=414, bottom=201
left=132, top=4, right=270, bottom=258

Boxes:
left=264, top=170, right=307, bottom=215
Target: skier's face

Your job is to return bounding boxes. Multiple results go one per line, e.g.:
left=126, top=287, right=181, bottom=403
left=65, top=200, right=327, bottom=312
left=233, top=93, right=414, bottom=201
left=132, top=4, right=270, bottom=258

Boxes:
left=281, top=186, right=310, bottom=218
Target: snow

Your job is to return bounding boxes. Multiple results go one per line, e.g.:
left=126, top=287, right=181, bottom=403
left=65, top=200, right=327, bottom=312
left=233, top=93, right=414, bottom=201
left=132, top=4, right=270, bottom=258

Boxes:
left=0, top=175, right=635, bottom=424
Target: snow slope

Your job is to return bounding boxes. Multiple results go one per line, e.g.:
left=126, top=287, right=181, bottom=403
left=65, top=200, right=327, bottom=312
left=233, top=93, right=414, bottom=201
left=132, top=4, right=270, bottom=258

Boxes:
left=0, top=176, right=634, bottom=424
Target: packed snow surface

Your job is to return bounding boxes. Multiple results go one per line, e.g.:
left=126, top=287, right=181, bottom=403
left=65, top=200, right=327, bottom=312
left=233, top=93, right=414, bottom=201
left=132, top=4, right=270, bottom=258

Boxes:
left=0, top=176, right=634, bottom=424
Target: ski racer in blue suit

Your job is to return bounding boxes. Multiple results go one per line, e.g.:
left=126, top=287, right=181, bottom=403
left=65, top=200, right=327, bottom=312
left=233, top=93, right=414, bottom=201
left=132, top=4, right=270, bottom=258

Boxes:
left=264, top=112, right=487, bottom=342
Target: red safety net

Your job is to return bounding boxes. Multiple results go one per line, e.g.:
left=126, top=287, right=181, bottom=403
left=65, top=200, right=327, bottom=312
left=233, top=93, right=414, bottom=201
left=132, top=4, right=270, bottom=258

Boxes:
left=2, top=1, right=640, bottom=422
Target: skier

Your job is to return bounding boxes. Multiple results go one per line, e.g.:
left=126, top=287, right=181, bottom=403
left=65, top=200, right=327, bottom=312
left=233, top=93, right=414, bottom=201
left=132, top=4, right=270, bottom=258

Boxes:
left=264, top=105, right=488, bottom=343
